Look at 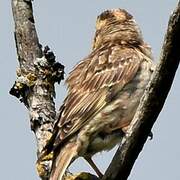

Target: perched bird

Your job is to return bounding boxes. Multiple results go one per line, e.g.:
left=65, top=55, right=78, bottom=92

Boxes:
left=43, top=9, right=155, bottom=180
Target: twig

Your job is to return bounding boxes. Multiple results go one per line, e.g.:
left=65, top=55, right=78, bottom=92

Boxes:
left=10, top=0, right=64, bottom=179
left=102, top=2, right=180, bottom=180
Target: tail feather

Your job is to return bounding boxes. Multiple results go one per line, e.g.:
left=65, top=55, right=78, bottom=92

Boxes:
left=50, top=143, right=78, bottom=180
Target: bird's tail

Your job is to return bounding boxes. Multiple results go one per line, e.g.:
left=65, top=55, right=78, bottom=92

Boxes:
left=50, top=142, right=78, bottom=180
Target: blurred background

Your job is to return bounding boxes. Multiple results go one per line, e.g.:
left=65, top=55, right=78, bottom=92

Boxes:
left=0, top=0, right=179, bottom=179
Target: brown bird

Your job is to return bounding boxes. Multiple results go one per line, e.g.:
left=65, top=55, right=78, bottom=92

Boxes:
left=43, top=9, right=154, bottom=180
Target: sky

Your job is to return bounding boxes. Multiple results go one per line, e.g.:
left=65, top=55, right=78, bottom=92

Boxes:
left=0, top=0, right=180, bottom=180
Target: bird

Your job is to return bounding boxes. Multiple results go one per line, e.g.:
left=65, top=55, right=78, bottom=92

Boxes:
left=40, top=8, right=155, bottom=180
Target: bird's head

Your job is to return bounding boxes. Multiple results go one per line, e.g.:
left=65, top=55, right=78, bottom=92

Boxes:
left=92, top=9, right=143, bottom=50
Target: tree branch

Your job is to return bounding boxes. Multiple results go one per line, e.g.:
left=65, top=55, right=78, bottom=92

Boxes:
left=10, top=0, right=64, bottom=179
left=102, top=2, right=180, bottom=180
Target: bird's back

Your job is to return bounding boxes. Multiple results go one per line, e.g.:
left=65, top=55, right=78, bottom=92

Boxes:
left=52, top=43, right=154, bottom=154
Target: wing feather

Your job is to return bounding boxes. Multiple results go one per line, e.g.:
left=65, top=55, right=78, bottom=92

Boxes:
left=52, top=45, right=142, bottom=149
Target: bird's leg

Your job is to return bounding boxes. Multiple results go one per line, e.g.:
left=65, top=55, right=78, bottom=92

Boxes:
left=84, top=156, right=103, bottom=178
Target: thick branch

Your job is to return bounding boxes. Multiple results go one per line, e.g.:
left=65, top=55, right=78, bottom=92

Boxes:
left=10, top=0, right=64, bottom=179
left=102, top=2, right=180, bottom=180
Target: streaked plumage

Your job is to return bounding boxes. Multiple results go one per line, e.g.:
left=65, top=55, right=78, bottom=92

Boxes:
left=42, top=9, right=155, bottom=180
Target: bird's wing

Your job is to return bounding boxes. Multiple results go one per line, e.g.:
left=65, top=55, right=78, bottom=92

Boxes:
left=52, top=46, right=142, bottom=149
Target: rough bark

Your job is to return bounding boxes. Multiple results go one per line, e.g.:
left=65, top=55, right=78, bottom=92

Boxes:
left=102, top=2, right=180, bottom=180
left=10, top=0, right=64, bottom=179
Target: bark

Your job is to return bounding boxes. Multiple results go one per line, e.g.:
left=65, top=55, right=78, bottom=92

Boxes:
left=10, top=0, right=64, bottom=179
left=102, top=2, right=180, bottom=180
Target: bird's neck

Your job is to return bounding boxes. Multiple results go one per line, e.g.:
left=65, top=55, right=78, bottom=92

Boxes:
left=92, top=27, right=143, bottom=51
